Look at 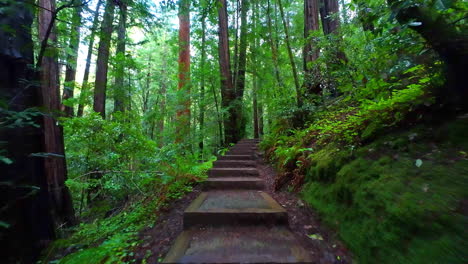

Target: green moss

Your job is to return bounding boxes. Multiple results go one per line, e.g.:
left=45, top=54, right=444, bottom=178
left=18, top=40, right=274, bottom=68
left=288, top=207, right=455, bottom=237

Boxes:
left=301, top=124, right=468, bottom=263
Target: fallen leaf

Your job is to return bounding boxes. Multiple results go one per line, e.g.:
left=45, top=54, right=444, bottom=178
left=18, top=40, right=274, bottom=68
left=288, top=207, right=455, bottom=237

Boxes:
left=308, top=234, right=323, bottom=240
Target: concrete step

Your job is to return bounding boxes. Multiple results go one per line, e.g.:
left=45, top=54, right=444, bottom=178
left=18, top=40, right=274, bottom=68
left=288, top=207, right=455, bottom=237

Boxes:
left=227, top=149, right=256, bottom=155
left=213, top=160, right=256, bottom=168
left=217, top=154, right=252, bottom=160
left=162, top=226, right=312, bottom=263
left=238, top=139, right=260, bottom=143
left=203, top=177, right=265, bottom=190
left=184, top=191, right=288, bottom=228
left=208, top=168, right=259, bottom=177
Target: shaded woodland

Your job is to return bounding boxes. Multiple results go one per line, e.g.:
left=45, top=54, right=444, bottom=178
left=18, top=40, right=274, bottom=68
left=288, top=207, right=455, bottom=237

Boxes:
left=0, top=0, right=467, bottom=263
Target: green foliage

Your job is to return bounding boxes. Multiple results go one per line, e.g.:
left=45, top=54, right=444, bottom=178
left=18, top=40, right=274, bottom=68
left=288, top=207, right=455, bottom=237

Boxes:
left=300, top=122, right=468, bottom=263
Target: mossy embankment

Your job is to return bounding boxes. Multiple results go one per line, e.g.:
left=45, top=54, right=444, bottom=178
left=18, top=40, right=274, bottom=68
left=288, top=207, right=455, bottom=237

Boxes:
left=262, top=105, right=468, bottom=263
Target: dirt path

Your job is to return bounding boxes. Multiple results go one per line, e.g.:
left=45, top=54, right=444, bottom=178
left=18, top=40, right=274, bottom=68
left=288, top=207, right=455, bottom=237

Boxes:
left=134, top=140, right=352, bottom=263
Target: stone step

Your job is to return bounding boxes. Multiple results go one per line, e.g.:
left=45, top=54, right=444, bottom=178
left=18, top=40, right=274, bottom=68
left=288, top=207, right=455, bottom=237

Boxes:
left=162, top=226, right=312, bottom=263
left=238, top=139, right=260, bottom=143
left=234, top=142, right=258, bottom=146
left=184, top=191, right=287, bottom=228
left=208, top=168, right=259, bottom=177
left=213, top=160, right=256, bottom=168
left=227, top=149, right=256, bottom=155
left=217, top=154, right=252, bottom=160
left=203, top=177, right=265, bottom=190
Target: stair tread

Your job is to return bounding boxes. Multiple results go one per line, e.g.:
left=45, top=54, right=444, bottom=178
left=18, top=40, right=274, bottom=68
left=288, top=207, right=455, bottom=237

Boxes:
left=186, top=191, right=284, bottom=212
left=206, top=177, right=263, bottom=182
left=162, top=226, right=313, bottom=263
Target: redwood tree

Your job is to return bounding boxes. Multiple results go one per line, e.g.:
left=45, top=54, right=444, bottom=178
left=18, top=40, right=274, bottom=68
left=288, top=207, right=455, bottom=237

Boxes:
left=37, top=0, right=76, bottom=229
left=303, top=0, right=321, bottom=95
left=217, top=0, right=237, bottom=144
left=114, top=0, right=128, bottom=113
left=93, top=0, right=115, bottom=118
left=176, top=0, right=191, bottom=143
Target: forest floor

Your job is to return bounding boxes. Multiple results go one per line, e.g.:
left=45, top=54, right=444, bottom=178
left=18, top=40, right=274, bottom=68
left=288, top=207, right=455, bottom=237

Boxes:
left=134, top=151, right=353, bottom=263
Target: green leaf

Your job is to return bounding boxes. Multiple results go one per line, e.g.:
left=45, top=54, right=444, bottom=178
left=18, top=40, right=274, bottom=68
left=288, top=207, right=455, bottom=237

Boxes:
left=307, top=234, right=324, bottom=240
left=415, top=159, right=423, bottom=168
left=0, top=221, right=11, bottom=229
left=0, top=156, right=13, bottom=164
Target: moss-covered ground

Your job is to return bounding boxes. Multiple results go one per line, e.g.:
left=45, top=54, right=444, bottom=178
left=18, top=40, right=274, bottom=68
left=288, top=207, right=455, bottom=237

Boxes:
left=263, top=113, right=468, bottom=263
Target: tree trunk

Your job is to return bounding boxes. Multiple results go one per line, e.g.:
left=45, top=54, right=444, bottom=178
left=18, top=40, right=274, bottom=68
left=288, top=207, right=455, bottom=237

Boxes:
left=235, top=0, right=249, bottom=138
left=176, top=0, right=191, bottom=143
left=0, top=1, right=55, bottom=261
left=114, top=2, right=127, bottom=113
left=217, top=0, right=237, bottom=144
left=38, top=0, right=76, bottom=230
left=277, top=0, right=302, bottom=108
left=387, top=0, right=468, bottom=110
left=77, top=0, right=103, bottom=117
left=303, top=0, right=321, bottom=95
left=93, top=0, right=115, bottom=118
left=61, top=1, right=82, bottom=117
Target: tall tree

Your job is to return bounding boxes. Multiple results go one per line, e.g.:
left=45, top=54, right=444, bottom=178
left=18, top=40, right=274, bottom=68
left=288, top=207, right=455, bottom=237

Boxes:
left=61, top=1, right=82, bottom=116
left=303, top=0, right=321, bottom=95
left=114, top=0, right=128, bottom=113
left=0, top=1, right=55, bottom=261
left=235, top=0, right=249, bottom=137
left=37, top=0, right=76, bottom=229
left=93, top=0, right=115, bottom=118
left=217, top=0, right=237, bottom=144
left=176, top=0, right=191, bottom=143
left=277, top=0, right=302, bottom=108
left=319, top=0, right=340, bottom=35
left=77, top=0, right=103, bottom=117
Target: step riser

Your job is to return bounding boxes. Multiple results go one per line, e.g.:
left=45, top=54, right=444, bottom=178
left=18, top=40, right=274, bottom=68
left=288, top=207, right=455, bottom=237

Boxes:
left=208, top=169, right=259, bottom=177
left=217, top=155, right=252, bottom=160
left=184, top=212, right=288, bottom=228
left=213, top=161, right=255, bottom=168
left=203, top=181, right=265, bottom=190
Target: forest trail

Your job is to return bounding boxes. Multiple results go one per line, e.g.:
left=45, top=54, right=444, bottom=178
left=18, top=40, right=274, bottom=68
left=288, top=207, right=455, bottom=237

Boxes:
left=161, top=139, right=337, bottom=263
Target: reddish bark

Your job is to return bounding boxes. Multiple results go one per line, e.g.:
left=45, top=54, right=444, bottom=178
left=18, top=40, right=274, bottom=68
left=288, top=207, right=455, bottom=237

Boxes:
left=304, top=0, right=321, bottom=95
left=217, top=0, right=237, bottom=144
left=38, top=0, right=76, bottom=228
left=176, top=0, right=191, bottom=142
left=93, top=0, right=115, bottom=118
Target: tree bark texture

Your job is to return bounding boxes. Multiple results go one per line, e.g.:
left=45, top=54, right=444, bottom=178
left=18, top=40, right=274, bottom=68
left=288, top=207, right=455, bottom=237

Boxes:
left=235, top=0, right=249, bottom=138
left=303, top=0, right=321, bottom=95
left=38, top=0, right=76, bottom=229
left=0, top=1, right=55, bottom=262
left=176, top=0, right=191, bottom=143
left=93, top=0, right=115, bottom=118
left=218, top=0, right=237, bottom=144
left=114, top=1, right=127, bottom=113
